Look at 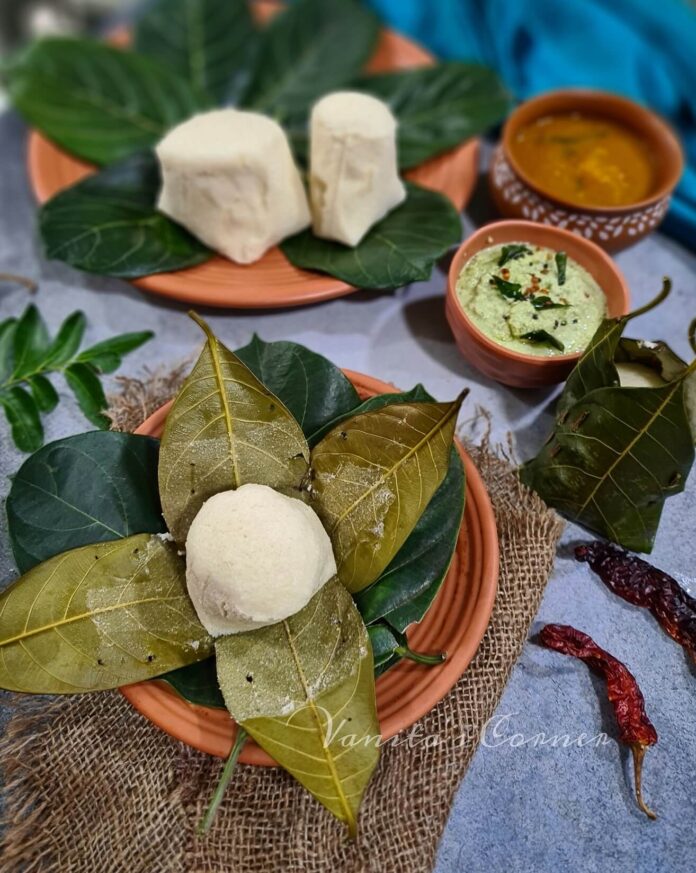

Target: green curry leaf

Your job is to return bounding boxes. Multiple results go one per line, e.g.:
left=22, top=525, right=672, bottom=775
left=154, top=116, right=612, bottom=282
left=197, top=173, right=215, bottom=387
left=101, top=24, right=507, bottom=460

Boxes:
left=520, top=330, right=565, bottom=352
left=498, top=244, right=532, bottom=267
left=492, top=275, right=524, bottom=301
left=0, top=387, right=42, bottom=453
left=0, top=304, right=152, bottom=452
left=28, top=374, right=59, bottom=413
left=64, top=363, right=110, bottom=429
left=0, top=534, right=212, bottom=694
left=555, top=251, right=567, bottom=285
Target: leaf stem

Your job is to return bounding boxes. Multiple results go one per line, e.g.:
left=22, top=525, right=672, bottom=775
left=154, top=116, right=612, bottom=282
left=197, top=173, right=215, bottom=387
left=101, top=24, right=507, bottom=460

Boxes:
left=626, top=278, right=671, bottom=323
left=395, top=644, right=446, bottom=666
left=0, top=273, right=37, bottom=294
left=197, top=726, right=248, bottom=837
left=188, top=310, right=216, bottom=343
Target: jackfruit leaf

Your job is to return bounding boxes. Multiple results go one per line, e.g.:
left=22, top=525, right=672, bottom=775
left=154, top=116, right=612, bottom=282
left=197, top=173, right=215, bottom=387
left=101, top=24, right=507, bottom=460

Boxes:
left=235, top=334, right=360, bottom=438
left=287, top=63, right=510, bottom=169
left=215, top=578, right=379, bottom=836
left=374, top=654, right=400, bottom=678
left=6, top=431, right=165, bottom=574
left=367, top=622, right=445, bottom=673
left=163, top=433, right=462, bottom=708
left=308, top=383, right=432, bottom=446
left=0, top=534, right=212, bottom=694
left=6, top=37, right=205, bottom=165
left=134, top=0, right=259, bottom=103
left=556, top=279, right=672, bottom=420
left=354, top=63, right=510, bottom=169
left=160, top=657, right=225, bottom=709
left=355, top=446, right=464, bottom=630
left=311, top=394, right=465, bottom=592
left=521, top=294, right=696, bottom=552
left=367, top=624, right=403, bottom=674
left=161, top=444, right=464, bottom=704
left=281, top=183, right=462, bottom=291
left=158, top=315, right=309, bottom=543
left=240, top=0, right=380, bottom=118
left=615, top=337, right=696, bottom=443
left=39, top=151, right=213, bottom=279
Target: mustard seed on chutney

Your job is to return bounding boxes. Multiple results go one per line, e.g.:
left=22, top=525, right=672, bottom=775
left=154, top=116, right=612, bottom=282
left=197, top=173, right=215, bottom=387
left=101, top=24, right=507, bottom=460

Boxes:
left=511, top=112, right=656, bottom=208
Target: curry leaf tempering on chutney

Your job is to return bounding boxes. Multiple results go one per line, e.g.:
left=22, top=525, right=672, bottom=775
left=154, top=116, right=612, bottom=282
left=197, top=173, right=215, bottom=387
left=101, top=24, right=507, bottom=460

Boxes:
left=456, top=242, right=606, bottom=356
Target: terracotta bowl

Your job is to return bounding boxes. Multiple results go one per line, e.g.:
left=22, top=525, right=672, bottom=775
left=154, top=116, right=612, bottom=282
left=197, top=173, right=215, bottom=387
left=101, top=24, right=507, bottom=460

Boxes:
left=121, top=369, right=499, bottom=764
left=445, top=219, right=631, bottom=388
left=489, top=89, right=684, bottom=252
left=27, top=3, right=479, bottom=309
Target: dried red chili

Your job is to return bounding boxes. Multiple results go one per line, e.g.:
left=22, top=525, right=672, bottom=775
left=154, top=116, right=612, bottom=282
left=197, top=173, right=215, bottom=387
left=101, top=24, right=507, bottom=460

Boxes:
left=576, top=541, right=696, bottom=662
left=539, top=623, right=657, bottom=819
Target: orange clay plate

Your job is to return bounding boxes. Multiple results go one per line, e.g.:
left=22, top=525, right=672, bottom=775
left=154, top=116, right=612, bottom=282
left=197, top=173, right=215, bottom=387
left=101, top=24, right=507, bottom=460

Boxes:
left=27, top=8, right=479, bottom=309
left=121, top=369, right=499, bottom=764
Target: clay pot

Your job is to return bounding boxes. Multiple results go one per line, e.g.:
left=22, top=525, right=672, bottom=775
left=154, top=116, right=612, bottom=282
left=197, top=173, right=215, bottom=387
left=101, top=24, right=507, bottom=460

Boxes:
left=445, top=220, right=631, bottom=388
left=489, top=89, right=684, bottom=252
left=122, top=370, right=499, bottom=763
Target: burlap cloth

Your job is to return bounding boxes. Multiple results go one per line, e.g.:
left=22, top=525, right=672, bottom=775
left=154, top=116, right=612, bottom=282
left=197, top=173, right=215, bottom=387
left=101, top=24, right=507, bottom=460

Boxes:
left=0, top=372, right=564, bottom=873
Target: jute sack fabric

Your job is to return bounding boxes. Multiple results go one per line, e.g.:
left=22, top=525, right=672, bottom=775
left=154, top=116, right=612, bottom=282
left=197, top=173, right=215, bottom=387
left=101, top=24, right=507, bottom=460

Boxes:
left=0, top=373, right=564, bottom=873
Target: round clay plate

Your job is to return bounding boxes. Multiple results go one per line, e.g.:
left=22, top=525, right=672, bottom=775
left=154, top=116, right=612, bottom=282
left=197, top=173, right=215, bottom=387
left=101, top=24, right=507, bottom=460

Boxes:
left=122, top=369, right=499, bottom=764
left=27, top=7, right=479, bottom=309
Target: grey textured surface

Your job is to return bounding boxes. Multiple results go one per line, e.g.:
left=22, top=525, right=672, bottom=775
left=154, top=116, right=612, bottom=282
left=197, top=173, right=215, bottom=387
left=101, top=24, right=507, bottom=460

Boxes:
left=0, top=108, right=694, bottom=872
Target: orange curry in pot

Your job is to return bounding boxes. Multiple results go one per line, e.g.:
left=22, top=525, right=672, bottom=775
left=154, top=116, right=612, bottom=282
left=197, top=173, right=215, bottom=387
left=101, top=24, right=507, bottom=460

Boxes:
left=511, top=112, right=656, bottom=208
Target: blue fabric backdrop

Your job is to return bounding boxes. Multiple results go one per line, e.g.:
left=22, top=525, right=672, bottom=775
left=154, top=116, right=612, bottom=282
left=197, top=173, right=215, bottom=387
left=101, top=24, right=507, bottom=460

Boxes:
left=366, top=0, right=696, bottom=250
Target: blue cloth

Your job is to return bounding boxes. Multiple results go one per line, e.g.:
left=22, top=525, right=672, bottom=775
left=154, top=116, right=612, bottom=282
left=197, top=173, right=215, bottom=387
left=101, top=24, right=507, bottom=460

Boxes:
left=367, top=0, right=696, bottom=250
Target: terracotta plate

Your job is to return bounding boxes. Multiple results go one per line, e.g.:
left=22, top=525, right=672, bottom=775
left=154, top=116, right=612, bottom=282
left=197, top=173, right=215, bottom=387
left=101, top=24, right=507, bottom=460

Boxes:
left=27, top=16, right=479, bottom=309
left=122, top=369, right=499, bottom=764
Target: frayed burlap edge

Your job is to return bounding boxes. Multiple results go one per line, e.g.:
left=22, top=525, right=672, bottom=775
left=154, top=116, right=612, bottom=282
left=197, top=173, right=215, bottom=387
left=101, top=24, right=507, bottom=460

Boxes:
left=0, top=372, right=564, bottom=873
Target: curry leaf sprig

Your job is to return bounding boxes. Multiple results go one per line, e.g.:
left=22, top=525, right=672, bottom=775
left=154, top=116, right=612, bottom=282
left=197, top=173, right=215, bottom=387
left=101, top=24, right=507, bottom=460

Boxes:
left=0, top=303, right=152, bottom=452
